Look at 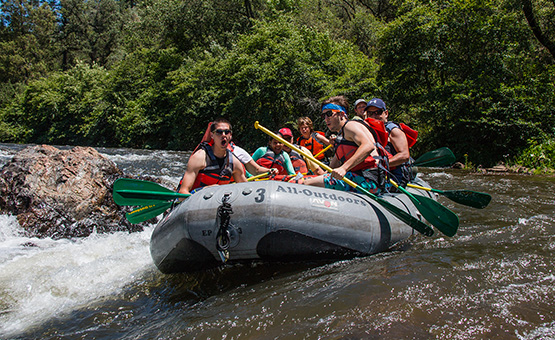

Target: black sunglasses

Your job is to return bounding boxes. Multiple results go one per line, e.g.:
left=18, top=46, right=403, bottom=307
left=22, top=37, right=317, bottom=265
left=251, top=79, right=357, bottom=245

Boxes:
left=214, top=129, right=232, bottom=135
left=321, top=110, right=339, bottom=120
left=366, top=109, right=383, bottom=115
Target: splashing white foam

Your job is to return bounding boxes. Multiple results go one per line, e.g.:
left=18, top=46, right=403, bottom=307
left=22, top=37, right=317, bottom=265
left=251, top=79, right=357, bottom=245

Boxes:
left=0, top=215, right=156, bottom=337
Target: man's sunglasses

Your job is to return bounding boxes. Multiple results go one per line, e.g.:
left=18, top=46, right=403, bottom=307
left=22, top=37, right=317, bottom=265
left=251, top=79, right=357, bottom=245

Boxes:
left=214, top=129, right=232, bottom=135
left=366, top=109, right=383, bottom=116
left=321, top=109, right=341, bottom=120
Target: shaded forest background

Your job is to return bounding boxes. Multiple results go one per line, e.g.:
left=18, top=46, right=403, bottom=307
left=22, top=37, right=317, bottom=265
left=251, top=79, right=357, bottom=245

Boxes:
left=1, top=0, right=554, bottom=168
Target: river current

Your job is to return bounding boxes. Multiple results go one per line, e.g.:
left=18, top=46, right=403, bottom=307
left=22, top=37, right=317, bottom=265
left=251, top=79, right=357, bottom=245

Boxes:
left=1, top=143, right=554, bottom=339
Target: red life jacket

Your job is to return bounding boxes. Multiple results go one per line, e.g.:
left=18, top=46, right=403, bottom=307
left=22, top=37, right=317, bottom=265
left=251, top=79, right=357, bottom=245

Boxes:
left=334, top=122, right=377, bottom=172
left=400, top=123, right=418, bottom=147
left=384, top=121, right=417, bottom=170
left=255, top=148, right=288, bottom=175
left=363, top=118, right=389, bottom=147
left=191, top=141, right=234, bottom=190
left=195, top=124, right=246, bottom=175
left=334, top=120, right=391, bottom=173
left=384, top=121, right=417, bottom=185
left=362, top=119, right=392, bottom=173
left=297, top=131, right=326, bottom=160
left=385, top=121, right=418, bottom=149
left=288, top=148, right=308, bottom=174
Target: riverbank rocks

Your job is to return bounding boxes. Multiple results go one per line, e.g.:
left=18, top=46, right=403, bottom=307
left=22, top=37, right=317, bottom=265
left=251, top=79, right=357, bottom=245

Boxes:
left=0, top=145, right=142, bottom=238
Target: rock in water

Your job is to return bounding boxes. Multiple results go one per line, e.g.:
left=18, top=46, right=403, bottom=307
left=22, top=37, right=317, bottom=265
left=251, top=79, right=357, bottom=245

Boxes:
left=0, top=145, right=142, bottom=238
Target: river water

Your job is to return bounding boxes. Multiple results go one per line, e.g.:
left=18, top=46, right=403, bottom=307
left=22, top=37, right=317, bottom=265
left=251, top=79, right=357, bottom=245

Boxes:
left=1, top=143, right=554, bottom=339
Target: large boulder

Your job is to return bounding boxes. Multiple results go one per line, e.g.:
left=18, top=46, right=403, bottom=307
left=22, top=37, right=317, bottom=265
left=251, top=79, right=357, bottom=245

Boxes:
left=0, top=145, right=142, bottom=238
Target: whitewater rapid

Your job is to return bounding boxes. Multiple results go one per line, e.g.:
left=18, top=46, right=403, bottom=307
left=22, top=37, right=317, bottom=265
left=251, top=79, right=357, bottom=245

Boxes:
left=0, top=214, right=157, bottom=336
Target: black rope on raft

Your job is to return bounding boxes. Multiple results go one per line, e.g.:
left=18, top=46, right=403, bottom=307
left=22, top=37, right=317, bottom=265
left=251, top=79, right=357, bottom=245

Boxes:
left=216, top=193, right=233, bottom=262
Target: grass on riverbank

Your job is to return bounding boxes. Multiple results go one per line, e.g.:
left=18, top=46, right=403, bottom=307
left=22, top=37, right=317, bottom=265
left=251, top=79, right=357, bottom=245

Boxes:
left=509, top=138, right=555, bottom=175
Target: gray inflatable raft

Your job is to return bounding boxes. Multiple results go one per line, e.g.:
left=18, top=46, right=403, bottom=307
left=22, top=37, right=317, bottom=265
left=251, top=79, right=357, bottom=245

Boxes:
left=150, top=178, right=437, bottom=273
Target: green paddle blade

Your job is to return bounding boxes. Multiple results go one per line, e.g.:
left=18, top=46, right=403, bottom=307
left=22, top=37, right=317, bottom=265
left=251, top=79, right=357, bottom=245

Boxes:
left=441, top=190, right=492, bottom=209
left=126, top=202, right=173, bottom=223
left=411, top=193, right=459, bottom=236
left=406, top=183, right=491, bottom=209
left=396, top=183, right=459, bottom=237
left=113, top=178, right=189, bottom=206
left=414, top=147, right=456, bottom=167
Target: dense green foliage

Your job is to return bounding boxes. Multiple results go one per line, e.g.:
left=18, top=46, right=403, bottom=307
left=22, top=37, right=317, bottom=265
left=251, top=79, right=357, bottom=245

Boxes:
left=511, top=137, right=555, bottom=173
left=1, top=0, right=554, bottom=167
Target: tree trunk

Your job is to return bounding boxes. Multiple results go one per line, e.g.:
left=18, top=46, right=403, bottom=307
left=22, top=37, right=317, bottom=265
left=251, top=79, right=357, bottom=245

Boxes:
left=521, top=0, right=555, bottom=59
left=244, top=0, right=254, bottom=19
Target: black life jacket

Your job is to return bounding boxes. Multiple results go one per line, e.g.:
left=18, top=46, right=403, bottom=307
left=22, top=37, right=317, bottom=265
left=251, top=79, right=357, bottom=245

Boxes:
left=191, top=141, right=234, bottom=190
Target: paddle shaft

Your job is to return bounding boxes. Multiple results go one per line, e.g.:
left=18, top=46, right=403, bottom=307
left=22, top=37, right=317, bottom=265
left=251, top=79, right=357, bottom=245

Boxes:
left=248, top=171, right=271, bottom=181
left=406, top=183, right=441, bottom=194
left=126, top=202, right=173, bottom=223
left=256, top=123, right=333, bottom=172
left=116, top=189, right=190, bottom=201
left=313, top=144, right=332, bottom=158
left=255, top=121, right=434, bottom=236
left=406, top=183, right=491, bottom=209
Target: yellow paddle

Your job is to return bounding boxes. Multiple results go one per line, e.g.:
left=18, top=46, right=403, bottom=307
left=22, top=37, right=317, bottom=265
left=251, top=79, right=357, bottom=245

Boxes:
left=313, top=144, right=332, bottom=158
left=406, top=183, right=491, bottom=209
left=247, top=171, right=271, bottom=181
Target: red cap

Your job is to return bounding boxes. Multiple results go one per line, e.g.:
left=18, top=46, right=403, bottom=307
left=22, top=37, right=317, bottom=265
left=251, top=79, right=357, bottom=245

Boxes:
left=278, top=128, right=293, bottom=137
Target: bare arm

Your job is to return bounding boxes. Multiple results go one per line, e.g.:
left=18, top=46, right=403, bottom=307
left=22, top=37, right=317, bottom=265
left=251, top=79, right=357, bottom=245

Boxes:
left=178, top=150, right=207, bottom=195
left=244, top=159, right=274, bottom=175
left=232, top=157, right=248, bottom=183
left=313, top=132, right=331, bottom=146
left=333, top=122, right=375, bottom=179
left=388, top=128, right=410, bottom=167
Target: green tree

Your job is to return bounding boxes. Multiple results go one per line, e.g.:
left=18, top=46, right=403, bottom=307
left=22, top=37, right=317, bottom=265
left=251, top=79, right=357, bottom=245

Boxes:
left=0, top=0, right=59, bottom=83
left=59, top=0, right=127, bottom=69
left=520, top=0, right=555, bottom=59
left=124, top=0, right=259, bottom=54
left=14, top=62, right=109, bottom=145
left=106, top=47, right=184, bottom=148
left=377, top=0, right=554, bottom=166
left=166, top=18, right=379, bottom=151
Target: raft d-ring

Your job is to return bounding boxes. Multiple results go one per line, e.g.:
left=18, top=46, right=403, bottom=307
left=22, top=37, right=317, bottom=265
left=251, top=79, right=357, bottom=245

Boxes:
left=217, top=191, right=238, bottom=204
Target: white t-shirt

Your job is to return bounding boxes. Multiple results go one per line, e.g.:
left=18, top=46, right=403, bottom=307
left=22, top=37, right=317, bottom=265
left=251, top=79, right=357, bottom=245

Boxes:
left=232, top=145, right=252, bottom=164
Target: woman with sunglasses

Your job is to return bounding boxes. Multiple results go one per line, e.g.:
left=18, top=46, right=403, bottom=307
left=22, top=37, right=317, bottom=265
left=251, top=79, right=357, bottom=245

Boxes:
left=304, top=96, right=385, bottom=194
left=178, top=118, right=247, bottom=195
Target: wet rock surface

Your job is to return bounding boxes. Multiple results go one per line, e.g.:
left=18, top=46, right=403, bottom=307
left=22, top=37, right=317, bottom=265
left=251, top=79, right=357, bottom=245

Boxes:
left=0, top=145, right=143, bottom=238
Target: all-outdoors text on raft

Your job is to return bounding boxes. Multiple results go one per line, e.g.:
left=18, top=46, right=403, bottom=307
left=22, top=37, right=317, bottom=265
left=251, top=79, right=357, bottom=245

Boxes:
left=252, top=185, right=368, bottom=207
